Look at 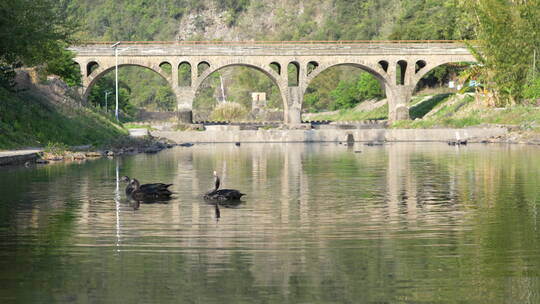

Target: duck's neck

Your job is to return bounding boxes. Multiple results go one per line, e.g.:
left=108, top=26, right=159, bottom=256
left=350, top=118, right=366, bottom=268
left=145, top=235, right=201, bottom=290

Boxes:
left=214, top=175, right=220, bottom=191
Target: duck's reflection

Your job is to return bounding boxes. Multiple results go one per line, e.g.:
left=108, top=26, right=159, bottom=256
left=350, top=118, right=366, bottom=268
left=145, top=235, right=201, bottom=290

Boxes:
left=203, top=199, right=244, bottom=222
left=129, top=196, right=173, bottom=211
left=214, top=203, right=220, bottom=221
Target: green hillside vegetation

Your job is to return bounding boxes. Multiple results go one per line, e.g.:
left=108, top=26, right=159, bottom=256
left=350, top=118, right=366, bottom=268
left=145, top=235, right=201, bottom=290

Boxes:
left=66, top=0, right=474, bottom=116
left=0, top=87, right=127, bottom=149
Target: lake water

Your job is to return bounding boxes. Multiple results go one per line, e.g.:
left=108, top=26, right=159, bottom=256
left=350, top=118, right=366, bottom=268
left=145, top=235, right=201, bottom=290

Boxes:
left=0, top=143, right=539, bottom=303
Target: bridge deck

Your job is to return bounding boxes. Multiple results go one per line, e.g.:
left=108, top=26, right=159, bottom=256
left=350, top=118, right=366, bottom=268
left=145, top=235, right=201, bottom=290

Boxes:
left=70, top=41, right=471, bottom=57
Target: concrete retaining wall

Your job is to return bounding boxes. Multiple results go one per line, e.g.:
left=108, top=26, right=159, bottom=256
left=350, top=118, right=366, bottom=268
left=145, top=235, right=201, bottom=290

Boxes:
left=0, top=150, right=41, bottom=166
left=152, top=127, right=508, bottom=143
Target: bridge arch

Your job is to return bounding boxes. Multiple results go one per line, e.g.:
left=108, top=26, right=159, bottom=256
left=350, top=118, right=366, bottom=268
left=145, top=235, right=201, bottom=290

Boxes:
left=83, top=63, right=173, bottom=100
left=192, top=62, right=288, bottom=113
left=304, top=62, right=389, bottom=95
left=71, top=42, right=477, bottom=123
left=86, top=61, right=99, bottom=77
left=378, top=60, right=389, bottom=73
left=307, top=61, right=319, bottom=75
left=301, top=63, right=389, bottom=120
left=269, top=62, right=281, bottom=75
left=197, top=61, right=211, bottom=77
left=411, top=59, right=477, bottom=91
left=288, top=61, right=300, bottom=87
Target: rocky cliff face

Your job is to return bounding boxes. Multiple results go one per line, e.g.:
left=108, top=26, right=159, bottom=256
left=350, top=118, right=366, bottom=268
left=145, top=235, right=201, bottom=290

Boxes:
left=175, top=0, right=333, bottom=41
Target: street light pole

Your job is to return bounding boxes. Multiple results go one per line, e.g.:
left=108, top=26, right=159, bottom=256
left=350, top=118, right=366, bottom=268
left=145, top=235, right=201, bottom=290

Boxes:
left=111, top=42, right=121, bottom=121
left=110, top=42, right=131, bottom=121
left=105, top=90, right=112, bottom=113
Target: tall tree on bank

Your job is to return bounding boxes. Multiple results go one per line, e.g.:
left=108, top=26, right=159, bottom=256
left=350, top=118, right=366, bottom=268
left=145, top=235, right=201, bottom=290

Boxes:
left=464, top=0, right=540, bottom=106
left=0, top=0, right=77, bottom=87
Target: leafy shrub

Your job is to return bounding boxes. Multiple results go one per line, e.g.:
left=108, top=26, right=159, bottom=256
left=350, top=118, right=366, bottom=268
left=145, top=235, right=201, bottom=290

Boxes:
left=329, top=73, right=383, bottom=110
left=210, top=102, right=247, bottom=121
left=303, top=91, right=321, bottom=112
left=524, top=76, right=540, bottom=103
left=44, top=142, right=70, bottom=156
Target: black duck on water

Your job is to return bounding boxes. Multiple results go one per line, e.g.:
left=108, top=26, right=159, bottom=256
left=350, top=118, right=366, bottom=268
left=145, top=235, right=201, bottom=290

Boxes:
left=204, top=171, right=245, bottom=202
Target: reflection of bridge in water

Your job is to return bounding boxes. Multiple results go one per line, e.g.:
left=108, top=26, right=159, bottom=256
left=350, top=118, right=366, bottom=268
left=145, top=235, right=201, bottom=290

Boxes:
left=16, top=142, right=538, bottom=300
left=70, top=41, right=475, bottom=124
left=164, top=143, right=470, bottom=286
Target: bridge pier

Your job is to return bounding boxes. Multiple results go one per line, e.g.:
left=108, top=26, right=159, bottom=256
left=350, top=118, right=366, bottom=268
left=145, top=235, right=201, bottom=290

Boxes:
left=174, top=88, right=195, bottom=124
left=386, top=84, right=415, bottom=121
left=285, top=87, right=303, bottom=124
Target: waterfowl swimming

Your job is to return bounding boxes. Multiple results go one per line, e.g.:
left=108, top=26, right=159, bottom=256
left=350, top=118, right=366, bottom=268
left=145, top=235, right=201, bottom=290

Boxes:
left=129, top=178, right=173, bottom=201
left=204, top=171, right=245, bottom=202
left=121, top=176, right=172, bottom=196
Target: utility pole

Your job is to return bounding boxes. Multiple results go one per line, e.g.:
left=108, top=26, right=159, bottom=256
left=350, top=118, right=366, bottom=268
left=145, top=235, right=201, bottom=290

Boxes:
left=110, top=42, right=130, bottom=121
left=111, top=42, right=120, bottom=121
left=105, top=90, right=112, bottom=113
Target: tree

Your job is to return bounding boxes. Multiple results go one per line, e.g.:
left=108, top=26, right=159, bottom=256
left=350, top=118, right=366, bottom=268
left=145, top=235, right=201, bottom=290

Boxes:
left=464, top=0, right=540, bottom=105
left=45, top=49, right=82, bottom=87
left=329, top=73, right=383, bottom=110
left=0, top=0, right=77, bottom=87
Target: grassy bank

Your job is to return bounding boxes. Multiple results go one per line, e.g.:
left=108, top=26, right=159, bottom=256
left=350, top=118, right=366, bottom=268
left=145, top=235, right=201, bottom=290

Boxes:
left=393, top=94, right=540, bottom=129
left=308, top=93, right=540, bottom=131
left=0, top=87, right=128, bottom=150
left=306, top=104, right=389, bottom=121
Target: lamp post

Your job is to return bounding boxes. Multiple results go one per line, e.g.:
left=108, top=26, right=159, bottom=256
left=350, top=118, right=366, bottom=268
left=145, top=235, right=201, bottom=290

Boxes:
left=104, top=90, right=112, bottom=113
left=111, top=42, right=131, bottom=121
left=111, top=42, right=121, bottom=121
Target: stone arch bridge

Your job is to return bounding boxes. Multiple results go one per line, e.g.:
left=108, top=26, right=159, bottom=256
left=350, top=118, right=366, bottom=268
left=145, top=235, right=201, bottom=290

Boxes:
left=69, top=41, right=475, bottom=124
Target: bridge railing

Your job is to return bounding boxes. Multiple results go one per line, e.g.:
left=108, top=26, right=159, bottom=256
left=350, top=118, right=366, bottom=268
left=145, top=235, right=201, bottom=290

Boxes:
left=74, top=40, right=468, bottom=46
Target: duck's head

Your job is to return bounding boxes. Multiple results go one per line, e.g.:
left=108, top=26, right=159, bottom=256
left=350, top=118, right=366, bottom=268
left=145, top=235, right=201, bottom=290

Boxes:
left=130, top=178, right=140, bottom=189
left=121, top=176, right=130, bottom=183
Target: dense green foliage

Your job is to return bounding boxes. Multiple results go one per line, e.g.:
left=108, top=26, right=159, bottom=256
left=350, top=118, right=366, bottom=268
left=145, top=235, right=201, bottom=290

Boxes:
left=65, top=0, right=197, bottom=41
left=0, top=0, right=73, bottom=65
left=0, top=0, right=78, bottom=87
left=44, top=49, right=82, bottom=87
left=524, top=76, right=540, bottom=101
left=87, top=74, right=132, bottom=116
left=465, top=0, right=540, bottom=105
left=304, top=67, right=384, bottom=112
left=389, top=0, right=473, bottom=40
left=0, top=87, right=126, bottom=149
left=328, top=73, right=383, bottom=110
